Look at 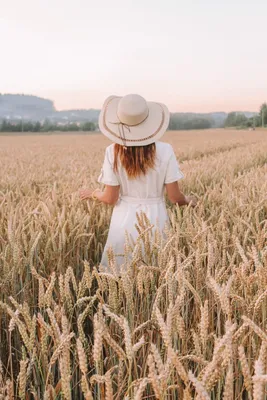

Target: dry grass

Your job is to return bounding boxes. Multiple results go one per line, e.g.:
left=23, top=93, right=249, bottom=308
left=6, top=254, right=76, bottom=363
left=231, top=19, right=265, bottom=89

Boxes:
left=0, top=128, right=267, bottom=399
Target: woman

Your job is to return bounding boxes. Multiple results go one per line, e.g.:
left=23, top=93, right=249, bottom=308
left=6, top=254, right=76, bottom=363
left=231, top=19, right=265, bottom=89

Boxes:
left=80, top=94, right=196, bottom=269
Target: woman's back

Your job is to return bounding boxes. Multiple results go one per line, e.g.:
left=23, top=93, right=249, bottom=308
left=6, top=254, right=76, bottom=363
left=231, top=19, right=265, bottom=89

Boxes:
left=99, top=142, right=184, bottom=199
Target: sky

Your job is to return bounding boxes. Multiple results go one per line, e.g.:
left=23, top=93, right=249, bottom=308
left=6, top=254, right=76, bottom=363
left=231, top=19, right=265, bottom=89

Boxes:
left=1, top=0, right=267, bottom=112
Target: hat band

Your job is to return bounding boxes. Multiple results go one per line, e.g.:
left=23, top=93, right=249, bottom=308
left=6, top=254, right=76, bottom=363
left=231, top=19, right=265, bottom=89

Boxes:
left=103, top=97, right=165, bottom=143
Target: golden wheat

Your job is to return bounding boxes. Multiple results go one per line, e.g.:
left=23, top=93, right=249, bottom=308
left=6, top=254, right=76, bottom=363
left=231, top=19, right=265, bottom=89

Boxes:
left=0, top=129, right=266, bottom=399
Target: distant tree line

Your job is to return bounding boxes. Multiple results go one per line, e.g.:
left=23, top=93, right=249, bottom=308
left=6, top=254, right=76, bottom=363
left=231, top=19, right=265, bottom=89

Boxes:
left=1, top=116, right=212, bottom=132
left=0, top=119, right=97, bottom=133
left=169, top=115, right=212, bottom=130
left=224, top=112, right=259, bottom=128
left=1, top=103, right=266, bottom=133
left=224, top=103, right=267, bottom=128
left=169, top=103, right=267, bottom=130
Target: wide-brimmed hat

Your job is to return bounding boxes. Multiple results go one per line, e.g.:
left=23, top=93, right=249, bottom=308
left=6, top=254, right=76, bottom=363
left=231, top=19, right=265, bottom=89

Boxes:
left=98, top=94, right=170, bottom=147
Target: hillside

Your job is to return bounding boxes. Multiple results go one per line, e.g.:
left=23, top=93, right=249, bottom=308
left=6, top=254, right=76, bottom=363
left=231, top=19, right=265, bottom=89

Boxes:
left=0, top=94, right=99, bottom=123
left=0, top=94, right=55, bottom=120
left=50, top=109, right=100, bottom=123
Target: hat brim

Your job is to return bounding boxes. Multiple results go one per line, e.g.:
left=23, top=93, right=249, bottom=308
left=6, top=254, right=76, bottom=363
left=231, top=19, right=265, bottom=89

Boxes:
left=98, top=96, right=170, bottom=147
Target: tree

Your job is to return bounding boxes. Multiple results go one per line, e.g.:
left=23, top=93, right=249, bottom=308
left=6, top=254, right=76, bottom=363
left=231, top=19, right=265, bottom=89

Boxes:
left=235, top=114, right=247, bottom=126
left=260, top=103, right=267, bottom=127
left=34, top=121, right=41, bottom=132
left=183, top=118, right=211, bottom=130
left=253, top=115, right=261, bottom=127
left=67, top=123, right=80, bottom=131
left=1, top=119, right=8, bottom=131
left=224, top=112, right=248, bottom=128
left=82, top=121, right=95, bottom=131
left=168, top=114, right=212, bottom=130
left=42, top=119, right=53, bottom=132
left=224, top=112, right=237, bottom=127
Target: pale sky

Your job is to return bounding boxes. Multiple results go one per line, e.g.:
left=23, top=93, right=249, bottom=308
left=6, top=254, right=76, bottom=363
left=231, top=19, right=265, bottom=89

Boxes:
left=1, top=0, right=267, bottom=112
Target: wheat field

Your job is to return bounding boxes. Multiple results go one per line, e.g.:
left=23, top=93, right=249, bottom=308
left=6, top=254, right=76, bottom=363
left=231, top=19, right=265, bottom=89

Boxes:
left=0, top=129, right=267, bottom=399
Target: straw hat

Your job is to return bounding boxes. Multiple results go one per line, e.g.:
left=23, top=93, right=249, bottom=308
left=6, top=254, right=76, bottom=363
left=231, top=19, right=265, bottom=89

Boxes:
left=98, top=94, right=170, bottom=147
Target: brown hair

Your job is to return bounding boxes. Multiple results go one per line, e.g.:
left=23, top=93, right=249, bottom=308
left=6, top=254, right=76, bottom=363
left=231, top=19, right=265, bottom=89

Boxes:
left=113, top=143, right=156, bottom=179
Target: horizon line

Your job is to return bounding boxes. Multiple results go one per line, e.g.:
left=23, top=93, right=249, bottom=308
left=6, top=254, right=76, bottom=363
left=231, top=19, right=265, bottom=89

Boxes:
left=1, top=92, right=263, bottom=115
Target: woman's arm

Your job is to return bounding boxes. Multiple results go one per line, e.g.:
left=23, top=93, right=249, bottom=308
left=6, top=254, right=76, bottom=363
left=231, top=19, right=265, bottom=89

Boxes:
left=165, top=181, right=197, bottom=206
left=80, top=185, right=120, bottom=205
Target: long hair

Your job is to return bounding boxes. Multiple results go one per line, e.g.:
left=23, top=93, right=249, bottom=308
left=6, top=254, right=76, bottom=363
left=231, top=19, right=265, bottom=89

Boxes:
left=113, top=143, right=156, bottom=179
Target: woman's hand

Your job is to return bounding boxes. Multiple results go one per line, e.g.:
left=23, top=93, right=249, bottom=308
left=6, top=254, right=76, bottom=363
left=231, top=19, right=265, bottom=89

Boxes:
left=79, top=189, right=94, bottom=201
left=165, top=182, right=198, bottom=207
left=185, top=195, right=198, bottom=207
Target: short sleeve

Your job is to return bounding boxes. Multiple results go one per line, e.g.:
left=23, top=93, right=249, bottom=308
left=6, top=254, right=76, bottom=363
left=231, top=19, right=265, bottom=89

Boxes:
left=97, top=147, right=120, bottom=186
left=164, top=146, right=184, bottom=184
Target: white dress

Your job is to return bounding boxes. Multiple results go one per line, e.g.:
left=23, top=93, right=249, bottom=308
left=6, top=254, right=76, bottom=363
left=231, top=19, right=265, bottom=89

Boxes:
left=97, top=141, right=184, bottom=268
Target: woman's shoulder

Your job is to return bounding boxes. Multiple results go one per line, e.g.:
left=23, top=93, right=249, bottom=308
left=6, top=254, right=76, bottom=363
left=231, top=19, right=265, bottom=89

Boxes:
left=104, top=143, right=115, bottom=158
left=105, top=143, right=115, bottom=152
left=156, top=141, right=174, bottom=158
